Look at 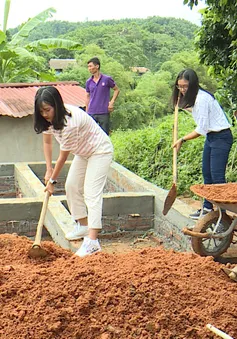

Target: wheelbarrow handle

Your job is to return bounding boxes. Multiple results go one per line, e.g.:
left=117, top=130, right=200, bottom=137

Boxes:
left=182, top=227, right=211, bottom=238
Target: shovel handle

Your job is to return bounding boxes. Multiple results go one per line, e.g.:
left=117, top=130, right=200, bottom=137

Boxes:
left=173, top=102, right=179, bottom=183
left=206, top=324, right=233, bottom=339
left=33, top=191, right=50, bottom=246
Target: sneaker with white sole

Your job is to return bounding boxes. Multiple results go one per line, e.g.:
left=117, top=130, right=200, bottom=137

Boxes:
left=65, top=222, right=89, bottom=241
left=189, top=208, right=213, bottom=220
left=75, top=237, right=101, bottom=257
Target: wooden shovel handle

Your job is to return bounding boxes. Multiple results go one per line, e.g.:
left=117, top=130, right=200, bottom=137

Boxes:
left=173, top=102, right=179, bottom=183
left=206, top=324, right=233, bottom=339
left=33, top=191, right=50, bottom=246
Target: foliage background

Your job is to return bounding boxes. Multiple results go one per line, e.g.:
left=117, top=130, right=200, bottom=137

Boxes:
left=3, top=2, right=237, bottom=198
left=111, top=112, right=237, bottom=196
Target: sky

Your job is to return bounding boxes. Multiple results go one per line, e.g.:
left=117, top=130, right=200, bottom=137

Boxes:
left=0, top=0, right=205, bottom=29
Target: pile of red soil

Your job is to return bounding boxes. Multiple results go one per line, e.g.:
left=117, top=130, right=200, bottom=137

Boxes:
left=0, top=234, right=237, bottom=339
left=191, top=183, right=237, bottom=203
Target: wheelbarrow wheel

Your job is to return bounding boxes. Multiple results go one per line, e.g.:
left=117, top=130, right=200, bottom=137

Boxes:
left=191, top=211, right=233, bottom=257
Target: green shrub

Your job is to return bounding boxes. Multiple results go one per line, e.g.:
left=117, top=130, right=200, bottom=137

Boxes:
left=111, top=111, right=237, bottom=197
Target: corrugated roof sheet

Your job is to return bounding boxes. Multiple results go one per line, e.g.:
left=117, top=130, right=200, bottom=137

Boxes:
left=0, top=81, right=86, bottom=118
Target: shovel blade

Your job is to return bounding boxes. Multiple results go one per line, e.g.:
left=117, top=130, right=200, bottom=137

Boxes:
left=28, top=244, right=48, bottom=259
left=163, top=183, right=177, bottom=215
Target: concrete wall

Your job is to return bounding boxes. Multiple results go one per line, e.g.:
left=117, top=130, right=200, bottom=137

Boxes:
left=0, top=199, right=51, bottom=238
left=109, top=162, right=195, bottom=251
left=0, top=164, right=15, bottom=198
left=0, top=116, right=65, bottom=162
left=0, top=161, right=196, bottom=252
left=0, top=163, right=155, bottom=252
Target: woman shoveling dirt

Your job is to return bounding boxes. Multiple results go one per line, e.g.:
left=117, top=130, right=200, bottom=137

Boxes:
left=34, top=86, right=113, bottom=257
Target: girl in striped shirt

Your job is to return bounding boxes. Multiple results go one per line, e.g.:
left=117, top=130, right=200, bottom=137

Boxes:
left=172, top=69, right=233, bottom=220
left=34, top=86, right=113, bottom=257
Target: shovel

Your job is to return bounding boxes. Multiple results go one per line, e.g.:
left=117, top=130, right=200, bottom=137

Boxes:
left=28, top=191, right=50, bottom=258
left=206, top=324, right=233, bottom=339
left=163, top=101, right=179, bottom=215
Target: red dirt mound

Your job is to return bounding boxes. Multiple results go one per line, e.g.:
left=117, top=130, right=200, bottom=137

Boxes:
left=0, top=233, right=237, bottom=339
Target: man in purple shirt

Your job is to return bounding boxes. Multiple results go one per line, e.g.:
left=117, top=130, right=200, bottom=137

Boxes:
left=85, top=57, right=120, bottom=135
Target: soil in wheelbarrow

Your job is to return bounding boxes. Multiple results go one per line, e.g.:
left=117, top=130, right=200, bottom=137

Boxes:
left=190, top=183, right=237, bottom=203
left=1, top=233, right=237, bottom=339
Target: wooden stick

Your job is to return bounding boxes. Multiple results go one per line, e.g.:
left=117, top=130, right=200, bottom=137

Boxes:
left=206, top=324, right=233, bottom=339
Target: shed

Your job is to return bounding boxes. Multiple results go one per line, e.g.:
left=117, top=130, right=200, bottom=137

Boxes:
left=130, top=67, right=150, bottom=75
left=0, top=81, right=86, bottom=162
left=49, top=59, right=77, bottom=74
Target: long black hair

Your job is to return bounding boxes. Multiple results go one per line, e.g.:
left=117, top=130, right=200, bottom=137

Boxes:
left=34, top=86, right=71, bottom=134
left=172, top=69, right=200, bottom=109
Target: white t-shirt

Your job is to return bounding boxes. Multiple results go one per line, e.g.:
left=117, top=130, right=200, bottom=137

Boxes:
left=192, top=89, right=231, bottom=136
left=43, top=104, right=113, bottom=156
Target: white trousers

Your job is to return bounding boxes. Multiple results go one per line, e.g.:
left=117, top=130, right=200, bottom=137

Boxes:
left=65, top=153, right=113, bottom=229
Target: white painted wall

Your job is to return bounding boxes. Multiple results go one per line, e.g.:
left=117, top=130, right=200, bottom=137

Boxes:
left=0, top=116, right=73, bottom=162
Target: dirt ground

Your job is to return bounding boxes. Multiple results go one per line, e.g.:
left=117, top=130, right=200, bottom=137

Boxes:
left=178, top=195, right=201, bottom=211
left=77, top=231, right=162, bottom=255
left=1, top=233, right=237, bottom=339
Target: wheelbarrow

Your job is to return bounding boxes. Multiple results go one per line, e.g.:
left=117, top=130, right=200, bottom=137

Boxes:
left=182, top=183, right=237, bottom=257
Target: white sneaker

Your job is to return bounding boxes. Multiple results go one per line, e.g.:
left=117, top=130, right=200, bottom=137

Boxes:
left=75, top=237, right=101, bottom=257
left=65, top=222, right=89, bottom=241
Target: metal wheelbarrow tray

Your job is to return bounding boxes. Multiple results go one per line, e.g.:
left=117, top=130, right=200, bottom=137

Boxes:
left=182, top=183, right=237, bottom=257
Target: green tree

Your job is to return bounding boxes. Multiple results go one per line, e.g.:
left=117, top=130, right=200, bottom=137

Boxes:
left=111, top=111, right=237, bottom=195
left=126, top=70, right=172, bottom=121
left=159, top=50, right=218, bottom=97
left=111, top=111, right=204, bottom=195
left=183, top=0, right=237, bottom=111
left=57, top=17, right=197, bottom=72
left=0, top=0, right=81, bottom=82
left=59, top=44, right=136, bottom=130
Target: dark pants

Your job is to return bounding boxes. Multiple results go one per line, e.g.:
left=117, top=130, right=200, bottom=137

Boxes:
left=202, top=128, right=233, bottom=209
left=90, top=114, right=110, bottom=135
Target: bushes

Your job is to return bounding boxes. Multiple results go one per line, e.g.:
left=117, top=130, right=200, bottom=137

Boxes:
left=111, top=111, right=237, bottom=196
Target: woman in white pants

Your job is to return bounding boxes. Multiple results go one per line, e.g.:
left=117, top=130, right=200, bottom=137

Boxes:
left=34, top=86, right=113, bottom=257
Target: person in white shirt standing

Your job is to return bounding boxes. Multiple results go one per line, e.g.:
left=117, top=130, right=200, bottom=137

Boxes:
left=172, top=69, right=233, bottom=220
left=33, top=86, right=113, bottom=257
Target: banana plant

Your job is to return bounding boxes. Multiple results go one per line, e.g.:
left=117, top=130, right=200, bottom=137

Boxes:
left=0, top=0, right=81, bottom=82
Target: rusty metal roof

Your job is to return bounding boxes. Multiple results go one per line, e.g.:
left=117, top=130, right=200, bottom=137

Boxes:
left=0, top=81, right=86, bottom=118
